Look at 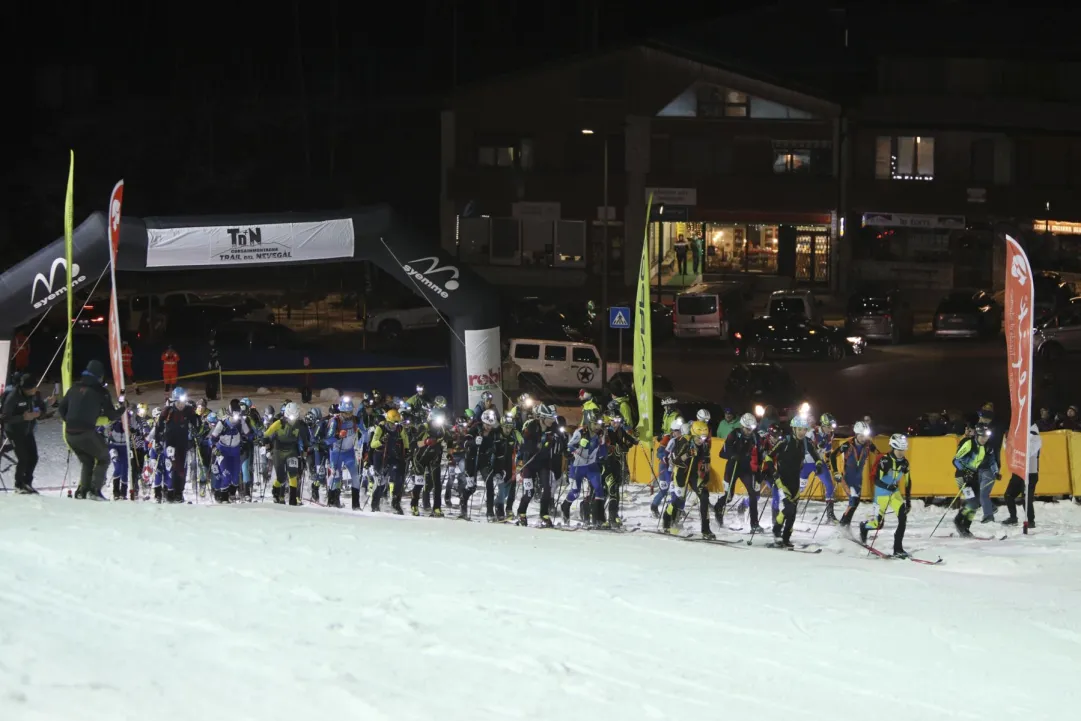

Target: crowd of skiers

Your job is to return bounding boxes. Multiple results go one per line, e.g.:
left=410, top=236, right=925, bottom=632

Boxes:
left=1, top=360, right=1046, bottom=557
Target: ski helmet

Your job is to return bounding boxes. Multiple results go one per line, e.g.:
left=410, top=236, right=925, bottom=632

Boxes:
left=518, top=393, right=532, bottom=407
left=608, top=413, right=623, bottom=426
left=661, top=397, right=678, bottom=407
left=284, top=402, right=300, bottom=421
left=385, top=409, right=402, bottom=424
left=820, top=413, right=836, bottom=429
left=889, top=433, right=909, bottom=451
left=239, top=397, right=251, bottom=411
left=690, top=420, right=710, bottom=438
left=416, top=383, right=425, bottom=394
left=669, top=416, right=685, bottom=433
left=481, top=391, right=494, bottom=403
left=607, top=399, right=622, bottom=414
left=171, top=387, right=187, bottom=404
left=853, top=421, right=871, bottom=438
left=206, top=411, right=218, bottom=425
left=481, top=409, right=499, bottom=426
left=434, top=395, right=447, bottom=408
left=152, top=407, right=162, bottom=419
left=739, top=413, right=757, bottom=430
left=339, top=398, right=355, bottom=414
left=696, top=408, right=711, bottom=423
left=791, top=415, right=809, bottom=430
left=578, top=389, right=592, bottom=402
left=136, top=403, right=148, bottom=417
left=535, top=404, right=557, bottom=419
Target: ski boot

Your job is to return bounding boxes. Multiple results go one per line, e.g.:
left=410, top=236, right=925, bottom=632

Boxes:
left=228, top=485, right=238, bottom=502
left=713, top=499, right=725, bottom=527
left=310, top=483, right=320, bottom=504
left=824, top=501, right=838, bottom=524
left=391, top=498, right=404, bottom=515
left=271, top=485, right=284, bottom=504
left=243, top=482, right=253, bottom=502
left=540, top=515, right=554, bottom=528
left=859, top=522, right=869, bottom=544
left=650, top=504, right=660, bottom=519
left=431, top=507, right=444, bottom=518
left=701, top=529, right=716, bottom=541
left=351, top=488, right=360, bottom=510
left=953, top=512, right=972, bottom=538
left=1001, top=517, right=1018, bottom=526
left=893, top=547, right=909, bottom=559
left=288, top=486, right=299, bottom=506
left=112, top=478, right=123, bottom=500
left=515, top=513, right=528, bottom=527
left=772, top=522, right=783, bottom=540
left=560, top=500, right=572, bottom=525
left=839, top=507, right=855, bottom=527
left=495, top=507, right=506, bottom=522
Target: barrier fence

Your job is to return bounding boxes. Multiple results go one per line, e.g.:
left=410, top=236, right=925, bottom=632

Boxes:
left=628, top=431, right=1081, bottom=499
left=128, top=364, right=447, bottom=395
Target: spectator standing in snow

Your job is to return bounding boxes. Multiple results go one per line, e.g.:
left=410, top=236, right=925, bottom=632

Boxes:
left=1003, top=425, right=1041, bottom=528
left=58, top=360, right=126, bottom=500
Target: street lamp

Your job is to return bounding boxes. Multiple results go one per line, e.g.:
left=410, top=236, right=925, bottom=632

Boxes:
left=582, top=127, right=609, bottom=394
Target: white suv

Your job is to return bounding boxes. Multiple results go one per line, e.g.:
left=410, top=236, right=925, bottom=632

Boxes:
left=508, top=338, right=630, bottom=392
left=366, top=297, right=442, bottom=338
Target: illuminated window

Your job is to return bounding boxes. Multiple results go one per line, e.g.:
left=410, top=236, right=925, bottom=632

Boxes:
left=875, top=136, right=934, bottom=180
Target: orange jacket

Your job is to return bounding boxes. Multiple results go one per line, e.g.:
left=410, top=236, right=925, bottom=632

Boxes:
left=161, top=350, right=179, bottom=378
left=13, top=332, right=29, bottom=368
left=121, top=344, right=134, bottom=373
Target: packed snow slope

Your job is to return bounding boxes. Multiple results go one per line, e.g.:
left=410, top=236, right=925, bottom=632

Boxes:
left=3, top=492, right=1081, bottom=721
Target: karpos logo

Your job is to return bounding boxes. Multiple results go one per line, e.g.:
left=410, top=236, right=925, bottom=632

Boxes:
left=31, top=258, right=86, bottom=310
left=468, top=367, right=501, bottom=389
left=402, top=256, right=459, bottom=299
left=109, top=199, right=122, bottom=236
left=1010, top=254, right=1029, bottom=286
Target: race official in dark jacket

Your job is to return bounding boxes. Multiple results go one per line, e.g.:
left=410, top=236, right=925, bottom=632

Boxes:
left=1, top=374, right=46, bottom=493
left=58, top=360, right=125, bottom=500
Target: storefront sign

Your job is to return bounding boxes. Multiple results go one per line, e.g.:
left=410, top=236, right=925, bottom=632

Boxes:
left=146, top=219, right=355, bottom=267
left=511, top=202, right=560, bottom=223
left=646, top=187, right=697, bottom=206
left=1032, top=219, right=1081, bottom=235
left=861, top=213, right=965, bottom=230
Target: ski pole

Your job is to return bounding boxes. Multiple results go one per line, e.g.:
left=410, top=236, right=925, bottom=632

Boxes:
left=929, top=487, right=965, bottom=538
left=60, top=449, right=72, bottom=497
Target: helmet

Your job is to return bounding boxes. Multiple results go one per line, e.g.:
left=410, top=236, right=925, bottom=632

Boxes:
left=329, top=403, right=340, bottom=415
left=502, top=412, right=515, bottom=429
left=370, top=389, right=383, bottom=402
left=399, top=400, right=412, bottom=414
left=481, top=391, right=494, bottom=403
left=518, top=393, right=532, bottom=407
left=853, top=421, right=871, bottom=437
left=669, top=416, right=685, bottom=433
left=152, top=407, right=162, bottom=419
left=434, top=395, right=447, bottom=408
left=723, top=407, right=734, bottom=416
left=481, top=409, right=499, bottom=426
left=661, top=397, right=678, bottom=407
left=207, top=410, right=219, bottom=424
left=464, top=408, right=475, bottom=419
left=309, top=407, right=322, bottom=421
left=889, top=433, right=909, bottom=451
left=589, top=415, right=604, bottom=429
left=976, top=423, right=993, bottom=440
left=240, top=397, right=252, bottom=410
left=535, top=404, right=557, bottom=419
left=339, top=398, right=355, bottom=414
left=263, top=405, right=275, bottom=419
left=385, top=409, right=402, bottom=423
left=791, top=416, right=809, bottom=430
left=607, top=399, right=622, bottom=414
left=767, top=422, right=783, bottom=437
left=429, top=409, right=447, bottom=428
left=690, top=420, right=710, bottom=438
left=681, top=422, right=693, bottom=436
left=739, top=413, right=757, bottom=430
left=284, top=402, right=300, bottom=421
left=696, top=409, right=711, bottom=423
left=229, top=398, right=242, bottom=414
left=415, top=383, right=425, bottom=394
left=136, top=403, right=148, bottom=417
left=578, top=389, right=592, bottom=402
left=608, top=413, right=623, bottom=426
left=171, top=387, right=187, bottom=403
left=820, top=413, right=836, bottom=429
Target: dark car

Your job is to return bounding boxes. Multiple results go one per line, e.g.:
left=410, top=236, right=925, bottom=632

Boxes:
left=1033, top=273, right=1075, bottom=327
left=932, top=289, right=1002, bottom=338
left=720, top=362, right=809, bottom=422
left=844, top=289, right=915, bottom=344
left=733, top=316, right=865, bottom=362
left=211, top=320, right=304, bottom=352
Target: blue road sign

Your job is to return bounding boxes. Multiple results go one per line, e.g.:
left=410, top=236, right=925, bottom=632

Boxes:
left=609, top=306, right=631, bottom=329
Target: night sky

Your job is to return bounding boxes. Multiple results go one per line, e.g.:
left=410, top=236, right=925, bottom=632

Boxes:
left=4, top=1, right=1078, bottom=270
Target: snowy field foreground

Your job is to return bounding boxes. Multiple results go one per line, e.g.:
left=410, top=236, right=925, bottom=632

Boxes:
left=3, top=415, right=1081, bottom=720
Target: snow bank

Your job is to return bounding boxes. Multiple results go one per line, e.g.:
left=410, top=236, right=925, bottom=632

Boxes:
left=319, top=387, right=340, bottom=402
left=255, top=387, right=271, bottom=395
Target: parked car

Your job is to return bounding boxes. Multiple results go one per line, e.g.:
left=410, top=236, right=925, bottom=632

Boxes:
left=720, top=362, right=808, bottom=422
left=672, top=282, right=751, bottom=341
left=766, top=289, right=823, bottom=324
left=932, top=289, right=1002, bottom=338
left=212, top=320, right=304, bottom=352
left=366, top=295, right=442, bottom=338
left=1035, top=296, right=1081, bottom=361
left=845, top=288, right=915, bottom=344
left=508, top=337, right=631, bottom=394
left=734, top=316, right=865, bottom=362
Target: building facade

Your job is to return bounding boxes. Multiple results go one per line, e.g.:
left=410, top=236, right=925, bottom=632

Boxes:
left=842, top=56, right=1081, bottom=293
left=440, top=46, right=841, bottom=296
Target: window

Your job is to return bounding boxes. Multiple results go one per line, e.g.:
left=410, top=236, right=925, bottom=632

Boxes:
left=875, top=136, right=934, bottom=180
left=677, top=296, right=717, bottom=316
left=544, top=345, right=567, bottom=362
left=514, top=343, right=540, bottom=360
left=696, top=86, right=750, bottom=119
left=572, top=347, right=598, bottom=365
left=477, top=137, right=533, bottom=169
left=773, top=150, right=811, bottom=174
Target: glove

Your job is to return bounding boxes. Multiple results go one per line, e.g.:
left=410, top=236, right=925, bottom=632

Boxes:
left=815, top=462, right=826, bottom=477
left=954, top=473, right=965, bottom=488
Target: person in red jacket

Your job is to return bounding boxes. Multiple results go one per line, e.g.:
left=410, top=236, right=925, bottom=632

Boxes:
left=121, top=341, right=136, bottom=390
left=161, top=345, right=180, bottom=394
left=13, top=329, right=30, bottom=372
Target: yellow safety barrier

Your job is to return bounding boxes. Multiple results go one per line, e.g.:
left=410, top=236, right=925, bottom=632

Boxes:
left=630, top=431, right=1081, bottom=499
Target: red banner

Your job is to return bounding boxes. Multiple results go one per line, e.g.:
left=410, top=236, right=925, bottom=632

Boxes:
left=107, top=180, right=125, bottom=393
left=1004, top=234, right=1034, bottom=481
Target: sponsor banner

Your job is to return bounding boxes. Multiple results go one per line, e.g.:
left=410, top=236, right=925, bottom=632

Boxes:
left=107, top=180, right=126, bottom=394
left=401, top=256, right=460, bottom=300
left=146, top=219, right=355, bottom=267
left=1004, top=234, right=1034, bottom=481
left=464, top=327, right=502, bottom=411
left=61, top=151, right=75, bottom=396
left=0, top=340, right=8, bottom=396
left=634, top=194, right=655, bottom=446
left=31, top=258, right=86, bottom=311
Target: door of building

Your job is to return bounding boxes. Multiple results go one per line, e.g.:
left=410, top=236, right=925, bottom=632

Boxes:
left=795, top=233, right=831, bottom=283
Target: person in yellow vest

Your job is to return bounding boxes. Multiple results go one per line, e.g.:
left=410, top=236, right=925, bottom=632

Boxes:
left=263, top=401, right=311, bottom=506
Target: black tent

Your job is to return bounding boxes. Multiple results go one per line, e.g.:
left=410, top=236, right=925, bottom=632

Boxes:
left=0, top=205, right=502, bottom=411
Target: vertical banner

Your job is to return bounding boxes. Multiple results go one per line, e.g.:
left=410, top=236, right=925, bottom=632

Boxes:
left=0, top=340, right=9, bottom=396
left=1004, top=234, right=1034, bottom=482
left=106, top=180, right=125, bottom=391
left=633, top=193, right=655, bottom=446
left=61, top=151, right=75, bottom=395
left=464, top=327, right=502, bottom=412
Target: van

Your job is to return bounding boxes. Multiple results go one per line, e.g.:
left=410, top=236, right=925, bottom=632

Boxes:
left=673, top=283, right=749, bottom=340
left=767, top=289, right=822, bottom=324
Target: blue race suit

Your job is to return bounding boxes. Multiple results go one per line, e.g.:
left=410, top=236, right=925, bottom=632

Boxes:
left=327, top=413, right=364, bottom=491
left=211, top=416, right=252, bottom=492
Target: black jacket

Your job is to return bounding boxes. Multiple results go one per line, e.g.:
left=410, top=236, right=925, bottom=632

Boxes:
left=58, top=375, right=123, bottom=434
left=1, top=389, right=36, bottom=438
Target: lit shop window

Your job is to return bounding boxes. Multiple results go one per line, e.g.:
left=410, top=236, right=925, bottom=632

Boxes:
left=875, top=136, right=934, bottom=180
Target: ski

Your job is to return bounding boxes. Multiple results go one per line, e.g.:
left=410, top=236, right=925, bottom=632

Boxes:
left=683, top=536, right=745, bottom=547
left=644, top=529, right=696, bottom=540
left=765, top=542, right=822, bottom=554
left=851, top=539, right=942, bottom=565
left=945, top=533, right=1007, bottom=541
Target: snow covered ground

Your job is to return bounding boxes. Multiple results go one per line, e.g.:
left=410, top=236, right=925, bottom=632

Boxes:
left=2, top=411, right=1081, bottom=720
